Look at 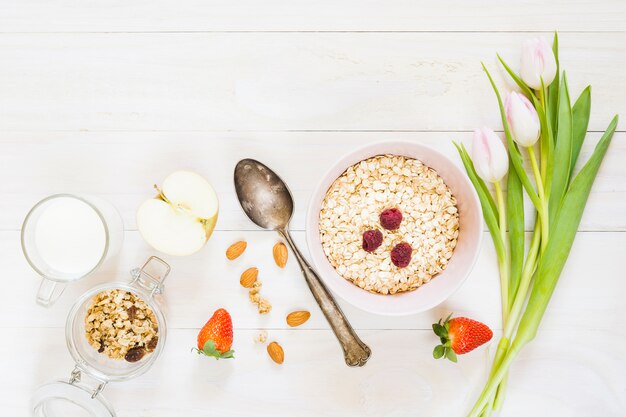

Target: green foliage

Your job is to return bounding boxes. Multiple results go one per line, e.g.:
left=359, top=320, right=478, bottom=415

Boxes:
left=459, top=34, right=618, bottom=417
left=194, top=340, right=235, bottom=359
left=506, top=167, right=524, bottom=306
left=547, top=32, right=561, bottom=135
left=453, top=142, right=505, bottom=260
left=516, top=115, right=617, bottom=345
left=481, top=63, right=542, bottom=211
left=571, top=86, right=592, bottom=175
left=548, top=73, right=573, bottom=223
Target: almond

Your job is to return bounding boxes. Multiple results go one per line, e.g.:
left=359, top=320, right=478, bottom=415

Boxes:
left=240, top=267, right=258, bottom=288
left=267, top=341, right=284, bottom=364
left=286, top=310, right=311, bottom=327
left=273, top=242, right=288, bottom=268
left=226, top=241, right=247, bottom=260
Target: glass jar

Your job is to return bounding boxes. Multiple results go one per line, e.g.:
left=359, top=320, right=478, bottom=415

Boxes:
left=32, top=256, right=171, bottom=417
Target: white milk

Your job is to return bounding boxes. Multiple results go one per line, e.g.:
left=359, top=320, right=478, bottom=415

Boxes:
left=34, top=197, right=106, bottom=277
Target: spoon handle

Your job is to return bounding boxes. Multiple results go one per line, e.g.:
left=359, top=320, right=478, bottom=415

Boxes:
left=279, top=229, right=371, bottom=367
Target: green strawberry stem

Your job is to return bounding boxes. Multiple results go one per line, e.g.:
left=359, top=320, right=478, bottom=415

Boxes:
left=194, top=340, right=235, bottom=360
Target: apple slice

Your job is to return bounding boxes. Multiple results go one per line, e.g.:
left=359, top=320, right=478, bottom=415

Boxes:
left=137, top=171, right=219, bottom=256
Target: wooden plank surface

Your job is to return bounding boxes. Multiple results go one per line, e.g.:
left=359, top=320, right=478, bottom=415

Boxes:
left=0, top=1, right=625, bottom=32
left=0, top=33, right=623, bottom=132
left=1, top=1, right=625, bottom=416
left=3, top=230, right=625, bottom=331
left=1, top=132, right=624, bottom=231
left=3, top=328, right=625, bottom=416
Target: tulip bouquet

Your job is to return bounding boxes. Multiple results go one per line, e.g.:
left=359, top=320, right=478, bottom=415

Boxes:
left=455, top=34, right=618, bottom=416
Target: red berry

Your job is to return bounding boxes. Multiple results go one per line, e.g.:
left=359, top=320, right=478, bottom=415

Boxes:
left=380, top=208, right=403, bottom=230
left=448, top=317, right=493, bottom=355
left=362, top=229, right=383, bottom=252
left=432, top=314, right=493, bottom=362
left=195, top=308, right=235, bottom=359
left=390, top=242, right=412, bottom=267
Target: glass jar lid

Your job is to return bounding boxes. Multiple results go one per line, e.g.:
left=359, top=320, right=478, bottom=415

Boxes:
left=33, top=370, right=115, bottom=417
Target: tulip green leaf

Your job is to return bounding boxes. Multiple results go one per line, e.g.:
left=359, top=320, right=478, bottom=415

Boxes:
left=506, top=165, right=524, bottom=306
left=548, top=73, right=573, bottom=223
left=453, top=141, right=498, bottom=216
left=481, top=63, right=541, bottom=211
left=547, top=32, right=560, bottom=135
left=461, top=35, right=617, bottom=417
left=496, top=54, right=534, bottom=99
left=515, top=115, right=617, bottom=346
left=570, top=86, right=591, bottom=176
left=538, top=78, right=554, bottom=191
left=454, top=142, right=505, bottom=261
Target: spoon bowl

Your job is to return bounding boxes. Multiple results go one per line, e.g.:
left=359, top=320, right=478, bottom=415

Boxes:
left=234, top=159, right=293, bottom=230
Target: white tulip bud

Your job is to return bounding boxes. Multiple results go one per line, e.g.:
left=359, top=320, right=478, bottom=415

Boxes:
left=520, top=37, right=557, bottom=90
left=471, top=128, right=509, bottom=183
left=505, top=92, right=541, bottom=147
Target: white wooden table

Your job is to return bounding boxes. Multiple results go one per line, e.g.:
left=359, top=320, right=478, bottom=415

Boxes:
left=1, top=1, right=625, bottom=416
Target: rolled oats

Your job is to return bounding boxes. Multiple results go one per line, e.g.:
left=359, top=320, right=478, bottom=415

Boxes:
left=319, top=155, right=459, bottom=295
left=84, top=289, right=159, bottom=361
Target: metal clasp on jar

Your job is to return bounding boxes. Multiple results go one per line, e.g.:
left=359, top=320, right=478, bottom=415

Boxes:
left=69, top=366, right=107, bottom=399
left=130, top=256, right=171, bottom=299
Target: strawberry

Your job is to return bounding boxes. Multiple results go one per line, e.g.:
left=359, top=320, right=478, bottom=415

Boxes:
left=194, top=308, right=234, bottom=359
left=432, top=314, right=492, bottom=362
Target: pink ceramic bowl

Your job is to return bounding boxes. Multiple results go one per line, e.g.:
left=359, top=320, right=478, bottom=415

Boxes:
left=305, top=141, right=483, bottom=316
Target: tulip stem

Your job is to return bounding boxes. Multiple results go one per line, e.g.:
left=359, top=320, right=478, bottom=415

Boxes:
left=494, top=181, right=508, bottom=324
left=527, top=146, right=549, bottom=253
left=538, top=85, right=549, bottom=184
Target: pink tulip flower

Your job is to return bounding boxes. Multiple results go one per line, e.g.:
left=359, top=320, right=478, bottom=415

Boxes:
left=520, top=37, right=557, bottom=90
left=472, top=128, right=509, bottom=183
left=505, top=92, right=541, bottom=147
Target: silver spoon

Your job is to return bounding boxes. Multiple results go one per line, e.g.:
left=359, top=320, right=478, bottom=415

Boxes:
left=234, top=158, right=371, bottom=367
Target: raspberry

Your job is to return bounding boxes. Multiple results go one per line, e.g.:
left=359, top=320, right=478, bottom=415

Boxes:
left=379, top=208, right=403, bottom=230
left=390, top=242, right=412, bottom=268
left=362, top=229, right=383, bottom=252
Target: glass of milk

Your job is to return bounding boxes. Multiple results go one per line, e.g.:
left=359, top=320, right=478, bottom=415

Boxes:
left=21, top=194, right=124, bottom=306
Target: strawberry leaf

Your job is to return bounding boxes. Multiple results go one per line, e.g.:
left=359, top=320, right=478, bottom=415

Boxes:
left=432, top=323, right=447, bottom=338
left=446, top=349, right=458, bottom=363
left=193, top=340, right=235, bottom=360
left=433, top=345, right=445, bottom=359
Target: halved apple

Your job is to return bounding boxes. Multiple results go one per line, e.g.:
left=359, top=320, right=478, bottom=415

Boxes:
left=137, top=171, right=219, bottom=256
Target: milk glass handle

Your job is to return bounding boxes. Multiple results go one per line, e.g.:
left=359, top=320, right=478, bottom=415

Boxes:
left=36, top=278, right=66, bottom=307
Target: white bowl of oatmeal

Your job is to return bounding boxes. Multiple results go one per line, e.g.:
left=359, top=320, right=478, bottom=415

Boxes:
left=306, top=141, right=482, bottom=316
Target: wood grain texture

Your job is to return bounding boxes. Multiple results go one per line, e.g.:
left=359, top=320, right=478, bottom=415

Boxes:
left=0, top=33, right=623, bottom=132
left=0, top=132, right=624, bottom=232
left=0, top=1, right=625, bottom=32
left=1, top=1, right=625, bottom=416
left=3, top=328, right=624, bottom=417
left=3, top=230, right=625, bottom=332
